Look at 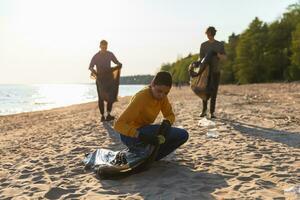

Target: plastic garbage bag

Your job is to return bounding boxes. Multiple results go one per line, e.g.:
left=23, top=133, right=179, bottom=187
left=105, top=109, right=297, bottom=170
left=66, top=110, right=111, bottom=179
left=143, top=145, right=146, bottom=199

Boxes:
left=198, top=118, right=216, bottom=128
left=206, top=129, right=219, bottom=138
left=83, top=146, right=152, bottom=171
left=284, top=185, right=300, bottom=196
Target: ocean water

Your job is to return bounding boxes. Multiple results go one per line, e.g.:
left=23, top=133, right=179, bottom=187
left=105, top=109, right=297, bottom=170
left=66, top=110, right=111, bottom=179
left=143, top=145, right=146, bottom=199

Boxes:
left=0, top=84, right=145, bottom=116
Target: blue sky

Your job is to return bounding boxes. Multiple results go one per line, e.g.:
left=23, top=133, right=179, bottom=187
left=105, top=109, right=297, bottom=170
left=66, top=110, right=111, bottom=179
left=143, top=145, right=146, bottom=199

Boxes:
left=0, top=0, right=298, bottom=83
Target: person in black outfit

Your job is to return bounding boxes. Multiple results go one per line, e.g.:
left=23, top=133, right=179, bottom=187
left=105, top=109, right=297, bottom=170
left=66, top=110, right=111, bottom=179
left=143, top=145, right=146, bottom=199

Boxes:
left=198, top=26, right=226, bottom=118
left=89, top=40, right=122, bottom=122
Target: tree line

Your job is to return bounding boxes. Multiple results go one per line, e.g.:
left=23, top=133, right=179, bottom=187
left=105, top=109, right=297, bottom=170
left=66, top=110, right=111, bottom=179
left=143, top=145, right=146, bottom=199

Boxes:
left=120, top=75, right=154, bottom=85
left=161, top=3, right=300, bottom=84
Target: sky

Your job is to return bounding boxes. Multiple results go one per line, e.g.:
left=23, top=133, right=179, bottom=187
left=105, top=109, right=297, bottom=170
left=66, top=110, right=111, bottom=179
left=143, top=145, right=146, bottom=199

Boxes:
left=0, top=0, right=298, bottom=84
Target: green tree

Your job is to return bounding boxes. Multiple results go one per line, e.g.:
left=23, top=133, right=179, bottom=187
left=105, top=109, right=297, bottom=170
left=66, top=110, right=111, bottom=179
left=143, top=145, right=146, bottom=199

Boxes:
left=263, top=21, right=290, bottom=81
left=159, top=2, right=300, bottom=84
left=289, top=23, right=300, bottom=80
left=235, top=17, right=268, bottom=84
left=221, top=33, right=239, bottom=83
left=160, top=63, right=172, bottom=72
left=285, top=3, right=300, bottom=80
left=160, top=54, right=198, bottom=84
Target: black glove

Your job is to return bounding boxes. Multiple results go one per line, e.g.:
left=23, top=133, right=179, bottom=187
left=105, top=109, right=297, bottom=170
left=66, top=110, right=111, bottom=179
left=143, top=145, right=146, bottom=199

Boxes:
left=192, top=61, right=201, bottom=68
left=157, top=120, right=171, bottom=136
left=138, top=120, right=170, bottom=145
left=189, top=61, right=203, bottom=77
left=138, top=132, right=165, bottom=146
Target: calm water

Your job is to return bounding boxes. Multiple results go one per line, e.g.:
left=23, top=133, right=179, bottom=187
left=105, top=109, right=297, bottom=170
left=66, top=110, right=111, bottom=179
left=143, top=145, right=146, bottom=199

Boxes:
left=0, top=84, right=145, bottom=116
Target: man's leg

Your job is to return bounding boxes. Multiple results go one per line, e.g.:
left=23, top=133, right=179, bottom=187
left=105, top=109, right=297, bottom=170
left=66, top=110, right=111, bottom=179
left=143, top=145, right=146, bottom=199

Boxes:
left=96, top=80, right=105, bottom=121
left=200, top=99, right=208, bottom=117
left=106, top=101, right=115, bottom=121
left=210, top=72, right=220, bottom=118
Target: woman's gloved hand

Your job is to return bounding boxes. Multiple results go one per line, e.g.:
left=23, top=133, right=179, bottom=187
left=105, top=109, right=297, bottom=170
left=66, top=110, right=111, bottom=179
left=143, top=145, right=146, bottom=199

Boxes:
left=137, top=120, right=171, bottom=145
left=157, top=120, right=171, bottom=135
left=138, top=132, right=165, bottom=145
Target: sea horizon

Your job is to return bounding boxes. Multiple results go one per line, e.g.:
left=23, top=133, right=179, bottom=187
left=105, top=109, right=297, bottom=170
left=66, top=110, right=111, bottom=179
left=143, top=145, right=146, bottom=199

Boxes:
left=0, top=84, right=146, bottom=116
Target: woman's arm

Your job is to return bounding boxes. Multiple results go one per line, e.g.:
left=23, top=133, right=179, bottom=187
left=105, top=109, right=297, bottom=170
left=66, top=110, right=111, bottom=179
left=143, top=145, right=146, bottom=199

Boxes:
left=161, top=97, right=175, bottom=124
left=114, top=95, right=142, bottom=137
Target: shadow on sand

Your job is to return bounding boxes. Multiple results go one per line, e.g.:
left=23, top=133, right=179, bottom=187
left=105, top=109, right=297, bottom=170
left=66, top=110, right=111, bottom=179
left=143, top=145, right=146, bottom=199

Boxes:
left=219, top=118, right=300, bottom=148
left=102, top=121, right=121, bottom=141
left=98, top=161, right=228, bottom=199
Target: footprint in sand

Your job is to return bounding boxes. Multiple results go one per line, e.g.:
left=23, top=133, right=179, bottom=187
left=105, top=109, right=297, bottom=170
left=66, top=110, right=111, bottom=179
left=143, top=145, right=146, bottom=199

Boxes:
left=236, top=176, right=253, bottom=182
left=21, top=168, right=33, bottom=173
left=29, top=159, right=39, bottom=164
left=2, top=163, right=13, bottom=170
left=29, top=186, right=44, bottom=193
left=44, top=164, right=54, bottom=168
left=44, top=187, right=76, bottom=199
left=233, top=184, right=242, bottom=191
left=18, top=173, right=31, bottom=179
left=41, top=157, right=50, bottom=163
left=256, top=164, right=274, bottom=171
left=270, top=172, right=290, bottom=178
left=201, top=162, right=213, bottom=167
left=255, top=179, right=276, bottom=189
left=31, top=172, right=44, bottom=182
left=275, top=165, right=289, bottom=172
left=63, top=193, right=84, bottom=199
left=45, top=166, right=65, bottom=175
left=250, top=174, right=260, bottom=179
left=0, top=178, right=10, bottom=187
left=69, top=147, right=88, bottom=154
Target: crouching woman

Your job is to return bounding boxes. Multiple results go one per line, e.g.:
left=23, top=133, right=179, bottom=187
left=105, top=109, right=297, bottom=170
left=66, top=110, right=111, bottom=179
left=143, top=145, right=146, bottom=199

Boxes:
left=114, top=71, right=189, bottom=161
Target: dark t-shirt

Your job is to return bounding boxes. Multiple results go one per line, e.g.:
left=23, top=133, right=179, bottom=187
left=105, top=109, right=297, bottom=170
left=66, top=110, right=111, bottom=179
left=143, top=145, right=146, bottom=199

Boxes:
left=200, top=40, right=225, bottom=73
left=89, top=51, right=121, bottom=74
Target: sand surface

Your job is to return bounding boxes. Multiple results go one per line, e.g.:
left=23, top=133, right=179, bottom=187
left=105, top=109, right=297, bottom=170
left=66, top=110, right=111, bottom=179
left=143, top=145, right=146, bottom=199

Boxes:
left=0, top=83, right=299, bottom=199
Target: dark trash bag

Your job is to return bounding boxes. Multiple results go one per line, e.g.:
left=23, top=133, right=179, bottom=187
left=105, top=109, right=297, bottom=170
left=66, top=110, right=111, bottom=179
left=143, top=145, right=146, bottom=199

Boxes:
left=189, top=50, right=217, bottom=101
left=97, top=66, right=121, bottom=103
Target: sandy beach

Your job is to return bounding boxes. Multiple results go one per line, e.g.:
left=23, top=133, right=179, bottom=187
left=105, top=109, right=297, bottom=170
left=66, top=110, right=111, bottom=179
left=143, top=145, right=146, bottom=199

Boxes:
left=0, top=83, right=299, bottom=200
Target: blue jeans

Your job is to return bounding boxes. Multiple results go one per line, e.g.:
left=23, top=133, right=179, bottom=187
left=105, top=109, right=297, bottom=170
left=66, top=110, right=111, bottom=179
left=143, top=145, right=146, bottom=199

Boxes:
left=120, top=125, right=189, bottom=161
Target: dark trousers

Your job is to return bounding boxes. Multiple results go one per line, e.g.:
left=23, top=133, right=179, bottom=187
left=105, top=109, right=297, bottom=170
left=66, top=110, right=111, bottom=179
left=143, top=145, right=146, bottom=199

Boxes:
left=120, top=125, right=189, bottom=161
left=202, top=72, right=220, bottom=114
left=96, top=80, right=113, bottom=116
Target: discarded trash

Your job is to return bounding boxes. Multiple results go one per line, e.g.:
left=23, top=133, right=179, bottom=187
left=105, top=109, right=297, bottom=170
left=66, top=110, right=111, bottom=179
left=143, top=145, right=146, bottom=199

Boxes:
left=284, top=185, right=300, bottom=195
left=198, top=118, right=221, bottom=138
left=198, top=118, right=216, bottom=128
left=176, top=125, right=184, bottom=129
left=206, top=129, right=219, bottom=138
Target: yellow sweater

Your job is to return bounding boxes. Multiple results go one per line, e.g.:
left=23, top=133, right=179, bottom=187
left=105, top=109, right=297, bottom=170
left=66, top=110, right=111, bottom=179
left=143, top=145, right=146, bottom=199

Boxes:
left=114, top=86, right=175, bottom=137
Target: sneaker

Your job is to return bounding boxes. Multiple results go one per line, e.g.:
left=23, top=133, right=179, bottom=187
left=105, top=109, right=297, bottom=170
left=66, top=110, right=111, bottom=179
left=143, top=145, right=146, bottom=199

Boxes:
left=210, top=113, right=216, bottom=119
left=100, top=116, right=105, bottom=122
left=106, top=114, right=115, bottom=121
left=200, top=111, right=207, bottom=117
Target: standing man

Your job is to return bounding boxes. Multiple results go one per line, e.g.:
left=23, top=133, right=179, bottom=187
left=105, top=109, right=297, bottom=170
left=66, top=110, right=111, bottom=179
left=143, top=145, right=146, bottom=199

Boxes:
left=89, top=40, right=122, bottom=122
left=199, top=26, right=226, bottom=118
